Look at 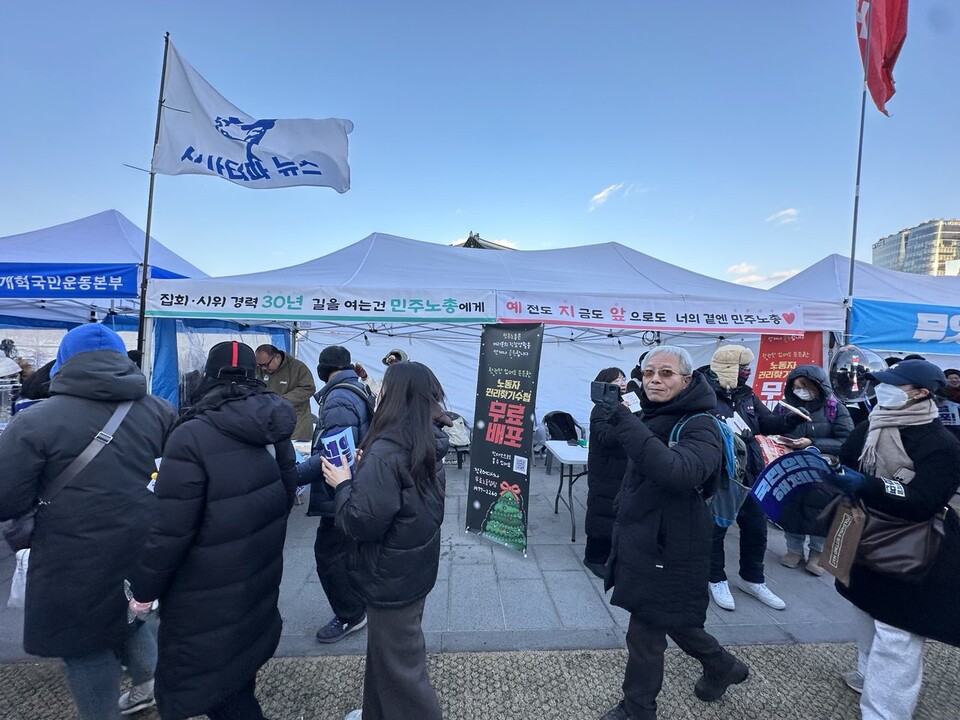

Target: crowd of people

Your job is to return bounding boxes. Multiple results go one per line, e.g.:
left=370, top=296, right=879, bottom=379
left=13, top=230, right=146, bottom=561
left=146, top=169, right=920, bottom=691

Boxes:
left=0, top=329, right=958, bottom=720
left=584, top=346, right=960, bottom=720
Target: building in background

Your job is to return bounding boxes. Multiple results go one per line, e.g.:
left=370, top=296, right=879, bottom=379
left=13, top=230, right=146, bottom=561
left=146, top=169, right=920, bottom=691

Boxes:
left=872, top=219, right=960, bottom=275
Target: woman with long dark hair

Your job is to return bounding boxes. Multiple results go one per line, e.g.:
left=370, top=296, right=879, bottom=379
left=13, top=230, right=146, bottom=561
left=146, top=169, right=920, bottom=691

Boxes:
left=128, top=341, right=298, bottom=720
left=322, top=361, right=445, bottom=720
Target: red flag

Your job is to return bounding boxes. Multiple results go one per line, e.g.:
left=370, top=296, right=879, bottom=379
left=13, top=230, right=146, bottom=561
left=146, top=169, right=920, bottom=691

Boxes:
left=856, top=0, right=909, bottom=115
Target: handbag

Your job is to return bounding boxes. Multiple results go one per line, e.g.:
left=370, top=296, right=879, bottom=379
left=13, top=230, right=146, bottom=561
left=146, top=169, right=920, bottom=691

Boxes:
left=856, top=505, right=947, bottom=583
left=2, top=400, right=134, bottom=553
left=820, top=496, right=866, bottom=587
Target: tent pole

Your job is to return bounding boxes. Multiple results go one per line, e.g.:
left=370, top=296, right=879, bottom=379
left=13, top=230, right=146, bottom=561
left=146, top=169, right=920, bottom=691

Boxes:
left=845, top=1, right=873, bottom=343
left=136, top=32, right=171, bottom=359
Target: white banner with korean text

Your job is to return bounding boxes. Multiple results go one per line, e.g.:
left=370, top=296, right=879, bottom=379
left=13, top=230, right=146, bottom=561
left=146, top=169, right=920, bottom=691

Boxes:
left=146, top=280, right=495, bottom=323
left=497, top=292, right=804, bottom=335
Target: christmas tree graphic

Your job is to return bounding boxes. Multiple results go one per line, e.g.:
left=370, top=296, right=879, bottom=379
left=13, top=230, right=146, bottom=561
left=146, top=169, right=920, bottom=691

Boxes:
left=481, top=483, right=526, bottom=552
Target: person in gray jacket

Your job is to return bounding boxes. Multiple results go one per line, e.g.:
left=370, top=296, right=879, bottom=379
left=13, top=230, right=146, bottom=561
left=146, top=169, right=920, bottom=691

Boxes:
left=0, top=324, right=175, bottom=720
left=297, top=345, right=374, bottom=643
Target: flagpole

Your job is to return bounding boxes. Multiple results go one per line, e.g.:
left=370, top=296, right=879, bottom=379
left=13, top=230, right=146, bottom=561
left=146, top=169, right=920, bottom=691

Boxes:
left=136, top=32, right=171, bottom=358
left=845, top=2, right=874, bottom=343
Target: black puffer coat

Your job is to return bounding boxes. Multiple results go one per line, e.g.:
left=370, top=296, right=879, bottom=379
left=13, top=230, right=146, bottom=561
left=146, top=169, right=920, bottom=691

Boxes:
left=837, top=417, right=960, bottom=647
left=129, top=386, right=297, bottom=720
left=335, top=435, right=445, bottom=608
left=586, top=403, right=628, bottom=540
left=776, top=365, right=854, bottom=455
left=0, top=351, right=175, bottom=658
left=606, top=372, right=723, bottom=627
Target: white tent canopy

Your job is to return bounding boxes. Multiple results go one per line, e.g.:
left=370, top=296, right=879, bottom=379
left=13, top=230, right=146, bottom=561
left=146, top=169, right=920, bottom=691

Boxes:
left=774, top=254, right=960, bottom=361
left=773, top=253, right=960, bottom=306
left=146, top=233, right=840, bottom=423
left=147, top=232, right=833, bottom=338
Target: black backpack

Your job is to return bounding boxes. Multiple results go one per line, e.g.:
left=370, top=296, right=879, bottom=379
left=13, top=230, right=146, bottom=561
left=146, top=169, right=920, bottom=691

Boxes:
left=324, top=380, right=376, bottom=421
left=544, top=411, right=579, bottom=442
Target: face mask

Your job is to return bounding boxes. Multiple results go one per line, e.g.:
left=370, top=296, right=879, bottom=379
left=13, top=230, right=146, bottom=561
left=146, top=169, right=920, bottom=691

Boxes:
left=793, top=388, right=814, bottom=401
left=874, top=383, right=910, bottom=409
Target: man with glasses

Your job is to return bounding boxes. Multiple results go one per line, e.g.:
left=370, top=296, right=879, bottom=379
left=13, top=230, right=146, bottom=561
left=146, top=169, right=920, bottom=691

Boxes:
left=598, top=346, right=749, bottom=720
left=255, top=344, right=316, bottom=443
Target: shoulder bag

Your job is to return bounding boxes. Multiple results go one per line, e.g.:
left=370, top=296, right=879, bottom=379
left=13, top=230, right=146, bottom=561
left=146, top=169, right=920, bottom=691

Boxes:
left=3, top=401, right=134, bottom=552
left=857, top=505, right=947, bottom=583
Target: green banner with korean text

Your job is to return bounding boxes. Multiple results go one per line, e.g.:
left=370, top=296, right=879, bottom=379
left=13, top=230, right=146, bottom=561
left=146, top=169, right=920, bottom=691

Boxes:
left=465, top=323, right=544, bottom=554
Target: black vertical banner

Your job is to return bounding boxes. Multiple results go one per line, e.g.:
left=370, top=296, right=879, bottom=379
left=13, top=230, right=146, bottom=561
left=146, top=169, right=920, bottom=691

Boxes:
left=465, top=323, right=544, bottom=554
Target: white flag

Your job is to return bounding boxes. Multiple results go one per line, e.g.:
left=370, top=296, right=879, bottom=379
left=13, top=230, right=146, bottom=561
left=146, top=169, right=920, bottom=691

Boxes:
left=151, top=42, right=352, bottom=192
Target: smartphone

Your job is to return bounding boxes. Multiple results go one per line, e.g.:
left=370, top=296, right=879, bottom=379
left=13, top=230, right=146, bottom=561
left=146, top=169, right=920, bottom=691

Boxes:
left=590, top=380, right=621, bottom=405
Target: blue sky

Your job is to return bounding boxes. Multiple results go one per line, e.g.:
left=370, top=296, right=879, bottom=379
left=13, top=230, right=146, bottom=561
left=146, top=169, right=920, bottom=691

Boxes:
left=1, top=2, right=957, bottom=285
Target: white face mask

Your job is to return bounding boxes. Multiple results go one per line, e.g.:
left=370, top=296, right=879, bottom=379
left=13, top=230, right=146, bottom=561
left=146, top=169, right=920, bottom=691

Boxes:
left=793, top=388, right=815, bottom=401
left=874, top=383, right=910, bottom=409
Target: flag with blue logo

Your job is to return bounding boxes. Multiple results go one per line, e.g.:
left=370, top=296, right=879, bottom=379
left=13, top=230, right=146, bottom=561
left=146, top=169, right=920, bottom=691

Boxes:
left=152, top=42, right=353, bottom=192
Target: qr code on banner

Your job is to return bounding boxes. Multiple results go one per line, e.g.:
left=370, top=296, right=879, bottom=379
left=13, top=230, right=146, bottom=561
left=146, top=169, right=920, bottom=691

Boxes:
left=513, top=456, right=528, bottom=474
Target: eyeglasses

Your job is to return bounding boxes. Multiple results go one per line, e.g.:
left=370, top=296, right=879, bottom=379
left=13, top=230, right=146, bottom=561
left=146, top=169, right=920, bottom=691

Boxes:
left=641, top=368, right=687, bottom=379
left=257, top=356, right=277, bottom=369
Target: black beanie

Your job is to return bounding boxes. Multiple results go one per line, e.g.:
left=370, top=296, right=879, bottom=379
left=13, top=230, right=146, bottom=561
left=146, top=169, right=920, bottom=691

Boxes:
left=318, top=345, right=352, bottom=382
left=205, top=341, right=257, bottom=380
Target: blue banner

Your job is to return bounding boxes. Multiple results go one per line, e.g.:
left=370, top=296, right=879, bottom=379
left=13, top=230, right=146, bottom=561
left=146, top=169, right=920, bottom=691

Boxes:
left=0, top=263, right=139, bottom=298
left=851, top=298, right=960, bottom=355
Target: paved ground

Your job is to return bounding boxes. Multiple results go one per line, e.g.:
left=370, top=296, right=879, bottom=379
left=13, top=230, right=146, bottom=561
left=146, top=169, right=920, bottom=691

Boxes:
left=3, top=457, right=957, bottom=718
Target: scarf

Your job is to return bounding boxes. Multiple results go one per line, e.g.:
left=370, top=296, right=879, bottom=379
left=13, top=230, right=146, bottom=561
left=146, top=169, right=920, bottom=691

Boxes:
left=859, top=400, right=938, bottom=478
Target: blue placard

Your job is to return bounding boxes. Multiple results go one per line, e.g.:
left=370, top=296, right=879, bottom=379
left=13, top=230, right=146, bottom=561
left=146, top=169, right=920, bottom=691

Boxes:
left=851, top=299, right=960, bottom=356
left=0, top=263, right=139, bottom=298
left=751, top=450, right=834, bottom=533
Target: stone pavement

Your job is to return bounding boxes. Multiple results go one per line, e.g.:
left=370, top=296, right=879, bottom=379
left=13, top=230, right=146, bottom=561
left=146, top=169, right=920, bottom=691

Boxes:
left=3, top=458, right=960, bottom=719
left=1, top=457, right=858, bottom=663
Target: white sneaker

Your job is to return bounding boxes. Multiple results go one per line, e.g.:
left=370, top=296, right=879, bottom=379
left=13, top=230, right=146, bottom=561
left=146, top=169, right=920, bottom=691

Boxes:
left=708, top=581, right=736, bottom=611
left=345, top=710, right=363, bottom=720
left=842, top=669, right=864, bottom=694
left=119, top=679, right=155, bottom=715
left=737, top=579, right=786, bottom=610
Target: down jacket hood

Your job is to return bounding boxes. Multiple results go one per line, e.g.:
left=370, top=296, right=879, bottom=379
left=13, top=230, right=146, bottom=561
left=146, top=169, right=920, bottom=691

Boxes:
left=196, top=389, right=296, bottom=446
left=783, top=364, right=834, bottom=409
left=49, top=349, right=145, bottom=401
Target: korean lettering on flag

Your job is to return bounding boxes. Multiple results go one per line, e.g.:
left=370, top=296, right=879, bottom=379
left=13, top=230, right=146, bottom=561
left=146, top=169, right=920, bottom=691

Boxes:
left=152, top=41, right=353, bottom=192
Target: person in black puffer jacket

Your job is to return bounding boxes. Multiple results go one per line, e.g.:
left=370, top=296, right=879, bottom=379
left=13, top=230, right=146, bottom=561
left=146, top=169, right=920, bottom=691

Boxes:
left=0, top=324, right=176, bottom=720
left=774, top=364, right=854, bottom=575
left=584, top=367, right=629, bottom=576
left=827, top=360, right=960, bottom=720
left=128, top=341, right=297, bottom=720
left=322, top=361, right=445, bottom=720
left=599, top=346, right=749, bottom=720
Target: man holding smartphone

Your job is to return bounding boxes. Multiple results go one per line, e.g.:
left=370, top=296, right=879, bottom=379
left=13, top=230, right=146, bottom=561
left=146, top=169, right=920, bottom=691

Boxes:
left=597, top=346, right=749, bottom=720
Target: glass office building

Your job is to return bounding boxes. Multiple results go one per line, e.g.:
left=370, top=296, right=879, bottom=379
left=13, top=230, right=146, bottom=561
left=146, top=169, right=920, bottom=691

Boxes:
left=872, top=219, right=960, bottom=276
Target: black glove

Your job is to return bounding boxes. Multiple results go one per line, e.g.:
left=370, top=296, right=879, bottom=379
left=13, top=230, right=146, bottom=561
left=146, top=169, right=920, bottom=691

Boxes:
left=783, top=413, right=805, bottom=429
left=739, top=427, right=754, bottom=442
left=821, top=466, right=868, bottom=497
left=600, top=397, right=629, bottom=426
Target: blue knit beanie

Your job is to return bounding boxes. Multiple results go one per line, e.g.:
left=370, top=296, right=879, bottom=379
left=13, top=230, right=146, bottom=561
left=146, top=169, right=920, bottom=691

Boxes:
left=50, top=324, right=127, bottom=378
